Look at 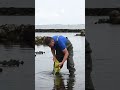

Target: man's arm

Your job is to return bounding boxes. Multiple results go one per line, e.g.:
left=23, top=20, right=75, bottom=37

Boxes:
left=51, top=48, right=56, bottom=62
left=59, top=48, right=69, bottom=66
left=51, top=48, right=55, bottom=57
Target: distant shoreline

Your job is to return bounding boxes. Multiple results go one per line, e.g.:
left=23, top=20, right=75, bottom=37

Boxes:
left=35, top=29, right=85, bottom=33
left=0, top=7, right=34, bottom=16
left=86, top=8, right=120, bottom=16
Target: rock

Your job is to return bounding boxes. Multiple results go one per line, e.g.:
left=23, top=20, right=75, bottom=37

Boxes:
left=94, top=18, right=110, bottom=24
left=35, top=51, right=45, bottom=54
left=0, top=24, right=35, bottom=48
left=0, top=68, right=3, bottom=72
left=75, top=30, right=85, bottom=36
left=75, top=34, right=81, bottom=36
left=2, top=60, right=7, bottom=65
left=95, top=10, right=120, bottom=24
left=109, top=10, right=120, bottom=17
left=21, top=61, right=24, bottom=65
left=109, top=10, right=120, bottom=24
left=0, top=59, right=24, bottom=67
left=35, top=36, right=45, bottom=45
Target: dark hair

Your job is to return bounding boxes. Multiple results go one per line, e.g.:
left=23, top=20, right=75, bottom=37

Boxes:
left=44, top=37, right=53, bottom=46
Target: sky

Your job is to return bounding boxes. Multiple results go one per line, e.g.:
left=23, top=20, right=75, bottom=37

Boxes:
left=35, top=0, right=85, bottom=25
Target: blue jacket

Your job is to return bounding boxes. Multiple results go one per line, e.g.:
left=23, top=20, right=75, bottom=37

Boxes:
left=52, top=35, right=68, bottom=51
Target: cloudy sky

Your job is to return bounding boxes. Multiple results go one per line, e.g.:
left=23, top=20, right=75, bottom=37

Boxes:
left=35, top=0, right=85, bottom=25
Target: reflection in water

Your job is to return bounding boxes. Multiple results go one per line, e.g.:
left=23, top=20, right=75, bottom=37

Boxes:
left=53, top=74, right=66, bottom=90
left=0, top=43, right=32, bottom=49
left=85, top=39, right=95, bottom=90
left=66, top=76, right=75, bottom=90
left=0, top=44, right=34, bottom=90
left=53, top=73, right=75, bottom=90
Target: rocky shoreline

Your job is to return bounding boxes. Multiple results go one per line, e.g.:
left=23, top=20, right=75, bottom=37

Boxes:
left=86, top=8, right=120, bottom=16
left=0, top=7, right=34, bottom=16
left=0, top=59, right=24, bottom=72
left=86, top=8, right=120, bottom=24
left=35, top=29, right=85, bottom=32
left=35, top=30, right=85, bottom=45
left=0, top=24, right=35, bottom=48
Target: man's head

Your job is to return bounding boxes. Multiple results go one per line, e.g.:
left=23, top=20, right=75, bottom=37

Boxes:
left=44, top=37, right=55, bottom=47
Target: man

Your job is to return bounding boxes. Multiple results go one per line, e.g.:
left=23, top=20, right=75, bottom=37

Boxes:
left=44, top=35, right=76, bottom=76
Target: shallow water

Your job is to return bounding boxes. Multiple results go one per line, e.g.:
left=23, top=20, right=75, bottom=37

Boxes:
left=0, top=44, right=34, bottom=90
left=86, top=16, right=120, bottom=90
left=0, top=16, right=34, bottom=25
left=35, top=33, right=85, bottom=90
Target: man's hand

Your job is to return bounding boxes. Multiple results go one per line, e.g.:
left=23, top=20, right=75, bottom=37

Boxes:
left=53, top=56, right=56, bottom=62
left=59, top=62, right=64, bottom=67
